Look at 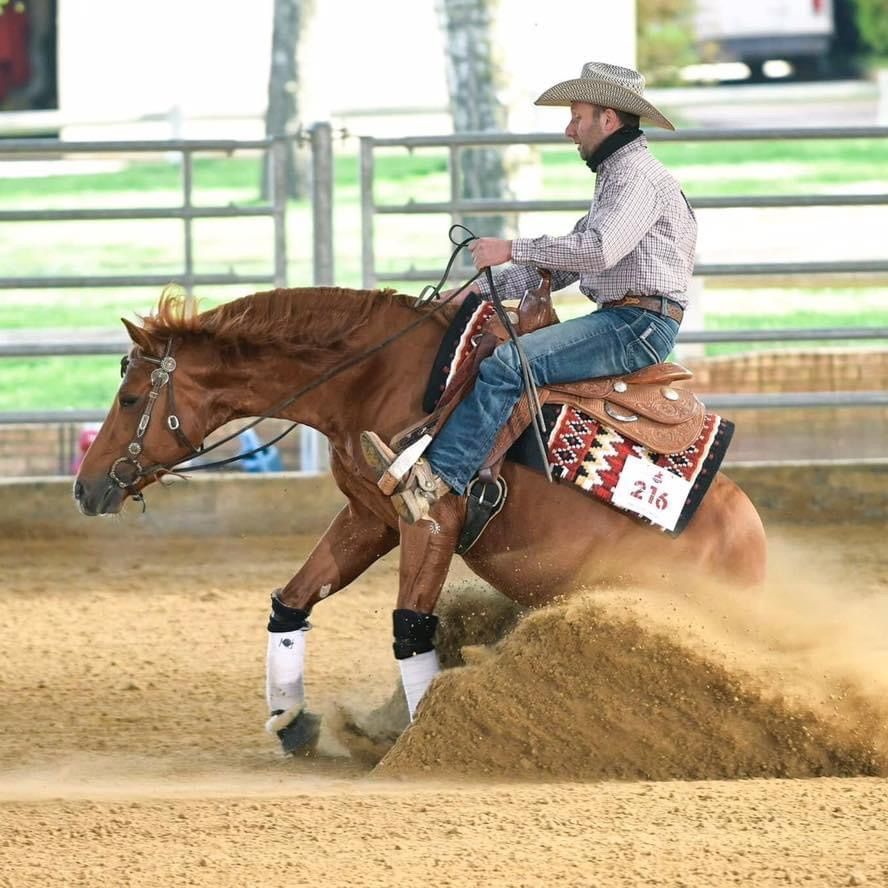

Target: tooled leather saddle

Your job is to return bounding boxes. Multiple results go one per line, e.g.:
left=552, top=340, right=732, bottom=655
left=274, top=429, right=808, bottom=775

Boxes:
left=393, top=270, right=705, bottom=485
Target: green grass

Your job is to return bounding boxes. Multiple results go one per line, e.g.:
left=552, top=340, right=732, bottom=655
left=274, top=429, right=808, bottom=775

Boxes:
left=702, top=309, right=888, bottom=356
left=540, top=139, right=888, bottom=196
left=0, top=152, right=448, bottom=202
left=1, top=357, right=122, bottom=411
left=4, top=137, right=884, bottom=204
left=0, top=156, right=267, bottom=201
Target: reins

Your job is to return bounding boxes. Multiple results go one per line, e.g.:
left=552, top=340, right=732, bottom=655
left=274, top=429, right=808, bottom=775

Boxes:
left=116, top=224, right=551, bottom=498
left=170, top=226, right=486, bottom=473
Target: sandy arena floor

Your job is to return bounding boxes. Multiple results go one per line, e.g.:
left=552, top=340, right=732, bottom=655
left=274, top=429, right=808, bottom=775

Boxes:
left=1, top=524, right=887, bottom=887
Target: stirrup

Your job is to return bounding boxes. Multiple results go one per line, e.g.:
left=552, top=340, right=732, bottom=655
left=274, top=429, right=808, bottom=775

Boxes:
left=361, top=430, right=436, bottom=496
left=361, top=430, right=450, bottom=523
left=361, top=430, right=434, bottom=496
left=391, top=462, right=451, bottom=525
left=360, top=430, right=399, bottom=492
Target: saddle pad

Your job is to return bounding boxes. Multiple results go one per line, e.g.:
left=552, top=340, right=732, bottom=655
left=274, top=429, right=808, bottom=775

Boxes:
left=424, top=294, right=493, bottom=412
left=508, top=404, right=734, bottom=536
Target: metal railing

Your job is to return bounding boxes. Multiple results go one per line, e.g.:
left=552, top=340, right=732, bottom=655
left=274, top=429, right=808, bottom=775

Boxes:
left=0, top=126, right=338, bottom=469
left=359, top=126, right=888, bottom=286
left=0, top=122, right=337, bottom=292
left=0, top=136, right=290, bottom=292
left=2, top=125, right=887, bottom=441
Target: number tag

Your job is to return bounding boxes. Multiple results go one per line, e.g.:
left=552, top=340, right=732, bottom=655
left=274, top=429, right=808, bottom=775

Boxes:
left=611, top=455, right=692, bottom=531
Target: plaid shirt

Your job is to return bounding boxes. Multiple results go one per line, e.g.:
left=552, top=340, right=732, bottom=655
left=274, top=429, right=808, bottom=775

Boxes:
left=477, top=136, right=697, bottom=308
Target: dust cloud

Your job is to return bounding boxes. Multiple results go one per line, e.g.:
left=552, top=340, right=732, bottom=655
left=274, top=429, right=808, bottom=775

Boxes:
left=374, top=526, right=888, bottom=780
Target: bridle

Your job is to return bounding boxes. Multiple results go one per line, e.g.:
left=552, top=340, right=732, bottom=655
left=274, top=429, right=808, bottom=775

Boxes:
left=109, top=337, right=204, bottom=504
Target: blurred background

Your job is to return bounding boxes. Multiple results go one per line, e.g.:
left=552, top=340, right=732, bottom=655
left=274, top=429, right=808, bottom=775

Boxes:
left=1, top=0, right=886, bottom=476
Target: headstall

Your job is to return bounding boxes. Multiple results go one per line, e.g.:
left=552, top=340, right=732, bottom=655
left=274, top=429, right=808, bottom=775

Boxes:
left=109, top=337, right=203, bottom=501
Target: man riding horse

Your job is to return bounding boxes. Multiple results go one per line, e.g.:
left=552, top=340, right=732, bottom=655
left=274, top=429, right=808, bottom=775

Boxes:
left=75, top=62, right=736, bottom=756
left=360, top=62, right=695, bottom=525
left=265, top=62, right=698, bottom=737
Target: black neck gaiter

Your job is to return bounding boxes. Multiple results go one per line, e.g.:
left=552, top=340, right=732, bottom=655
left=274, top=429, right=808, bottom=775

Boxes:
left=584, top=126, right=643, bottom=173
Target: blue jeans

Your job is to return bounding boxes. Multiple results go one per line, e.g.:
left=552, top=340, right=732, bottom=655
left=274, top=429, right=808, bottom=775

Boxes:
left=426, top=307, right=680, bottom=494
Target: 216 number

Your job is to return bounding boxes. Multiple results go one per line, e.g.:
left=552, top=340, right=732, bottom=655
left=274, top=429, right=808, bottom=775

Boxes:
left=630, top=480, right=669, bottom=511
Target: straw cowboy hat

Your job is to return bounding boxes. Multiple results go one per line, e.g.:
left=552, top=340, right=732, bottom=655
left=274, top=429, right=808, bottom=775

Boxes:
left=535, top=62, right=675, bottom=131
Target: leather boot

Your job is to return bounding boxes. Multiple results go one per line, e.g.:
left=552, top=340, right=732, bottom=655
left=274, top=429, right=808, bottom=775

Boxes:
left=360, top=430, right=451, bottom=524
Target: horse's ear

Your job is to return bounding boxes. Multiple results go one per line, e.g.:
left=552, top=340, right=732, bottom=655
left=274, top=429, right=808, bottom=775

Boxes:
left=121, top=317, right=156, bottom=353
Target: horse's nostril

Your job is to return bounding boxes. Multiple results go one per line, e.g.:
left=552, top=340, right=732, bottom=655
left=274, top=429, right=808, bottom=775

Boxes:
left=73, top=480, right=84, bottom=500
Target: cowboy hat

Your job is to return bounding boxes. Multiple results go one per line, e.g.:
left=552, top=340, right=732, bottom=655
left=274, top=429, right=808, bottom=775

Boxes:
left=535, top=62, right=675, bottom=131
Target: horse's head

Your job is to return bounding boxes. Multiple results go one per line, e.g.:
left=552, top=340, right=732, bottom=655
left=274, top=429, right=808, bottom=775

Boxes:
left=73, top=317, right=212, bottom=516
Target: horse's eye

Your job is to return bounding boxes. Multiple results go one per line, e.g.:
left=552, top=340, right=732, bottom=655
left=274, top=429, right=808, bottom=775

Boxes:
left=119, top=393, right=140, bottom=409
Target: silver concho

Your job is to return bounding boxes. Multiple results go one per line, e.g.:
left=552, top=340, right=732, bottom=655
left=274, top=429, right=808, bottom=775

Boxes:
left=613, top=380, right=628, bottom=393
left=604, top=401, right=638, bottom=423
left=160, top=356, right=177, bottom=372
left=150, top=368, right=170, bottom=386
left=128, top=442, right=142, bottom=456
left=661, top=387, right=680, bottom=401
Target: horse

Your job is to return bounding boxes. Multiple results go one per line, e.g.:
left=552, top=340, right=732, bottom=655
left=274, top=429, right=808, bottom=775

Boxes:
left=74, top=286, right=767, bottom=750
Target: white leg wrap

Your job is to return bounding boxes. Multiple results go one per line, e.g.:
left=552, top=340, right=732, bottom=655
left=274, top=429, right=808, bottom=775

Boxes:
left=398, top=649, right=440, bottom=720
left=265, top=628, right=307, bottom=731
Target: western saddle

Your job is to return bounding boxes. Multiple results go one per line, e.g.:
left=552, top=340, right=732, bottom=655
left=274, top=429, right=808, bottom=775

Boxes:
left=393, top=270, right=705, bottom=484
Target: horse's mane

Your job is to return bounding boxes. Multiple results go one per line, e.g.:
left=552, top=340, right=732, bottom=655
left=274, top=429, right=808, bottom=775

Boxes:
left=139, top=285, right=430, bottom=359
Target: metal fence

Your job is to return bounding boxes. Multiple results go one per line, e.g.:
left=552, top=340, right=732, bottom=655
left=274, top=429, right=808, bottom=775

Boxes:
left=359, top=126, right=888, bottom=286
left=1, top=136, right=290, bottom=292
left=2, top=125, right=888, bottom=448
left=0, top=125, right=338, bottom=470
left=0, top=121, right=337, bottom=295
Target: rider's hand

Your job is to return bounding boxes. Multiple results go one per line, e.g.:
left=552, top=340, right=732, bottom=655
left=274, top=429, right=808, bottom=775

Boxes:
left=469, top=237, right=513, bottom=271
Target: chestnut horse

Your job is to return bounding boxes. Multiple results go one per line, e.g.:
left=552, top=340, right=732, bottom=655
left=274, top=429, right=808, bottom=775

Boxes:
left=74, top=287, right=766, bottom=747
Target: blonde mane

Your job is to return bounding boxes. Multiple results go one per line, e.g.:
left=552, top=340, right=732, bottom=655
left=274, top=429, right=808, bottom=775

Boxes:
left=139, top=286, right=427, bottom=357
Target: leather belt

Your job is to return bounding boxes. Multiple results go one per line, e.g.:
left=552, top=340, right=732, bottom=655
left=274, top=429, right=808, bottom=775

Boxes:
left=599, top=294, right=684, bottom=324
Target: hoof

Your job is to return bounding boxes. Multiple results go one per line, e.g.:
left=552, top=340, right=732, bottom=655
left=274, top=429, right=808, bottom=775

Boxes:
left=276, top=709, right=322, bottom=755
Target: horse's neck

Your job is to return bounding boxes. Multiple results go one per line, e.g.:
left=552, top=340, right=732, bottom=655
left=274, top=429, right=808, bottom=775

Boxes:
left=215, top=299, right=437, bottom=445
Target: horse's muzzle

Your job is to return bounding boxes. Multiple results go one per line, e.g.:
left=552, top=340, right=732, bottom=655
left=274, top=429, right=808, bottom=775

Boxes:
left=73, top=475, right=126, bottom=516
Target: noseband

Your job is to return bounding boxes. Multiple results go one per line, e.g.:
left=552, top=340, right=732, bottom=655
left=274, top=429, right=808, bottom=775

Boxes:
left=109, top=337, right=204, bottom=502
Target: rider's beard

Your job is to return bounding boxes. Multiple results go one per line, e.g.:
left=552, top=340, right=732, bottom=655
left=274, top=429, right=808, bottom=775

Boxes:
left=578, top=143, right=597, bottom=164
left=578, top=136, right=607, bottom=164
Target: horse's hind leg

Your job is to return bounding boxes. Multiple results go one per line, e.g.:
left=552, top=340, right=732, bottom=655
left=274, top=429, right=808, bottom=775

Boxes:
left=266, top=500, right=399, bottom=754
left=393, top=497, right=462, bottom=719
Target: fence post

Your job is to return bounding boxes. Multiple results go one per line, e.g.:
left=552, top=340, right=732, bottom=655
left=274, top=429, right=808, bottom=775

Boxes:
left=182, top=147, right=195, bottom=292
left=310, top=122, right=334, bottom=285
left=360, top=136, right=376, bottom=288
left=270, top=135, right=289, bottom=288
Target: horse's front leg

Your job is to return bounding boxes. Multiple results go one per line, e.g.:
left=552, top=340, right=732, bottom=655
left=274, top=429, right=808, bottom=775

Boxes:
left=266, top=500, right=399, bottom=753
left=393, top=498, right=463, bottom=720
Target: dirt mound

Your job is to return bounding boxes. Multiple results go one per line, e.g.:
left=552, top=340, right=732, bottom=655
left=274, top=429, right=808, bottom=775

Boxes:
left=377, top=585, right=888, bottom=781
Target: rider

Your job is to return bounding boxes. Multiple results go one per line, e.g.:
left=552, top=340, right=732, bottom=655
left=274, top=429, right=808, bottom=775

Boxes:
left=363, top=62, right=697, bottom=524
